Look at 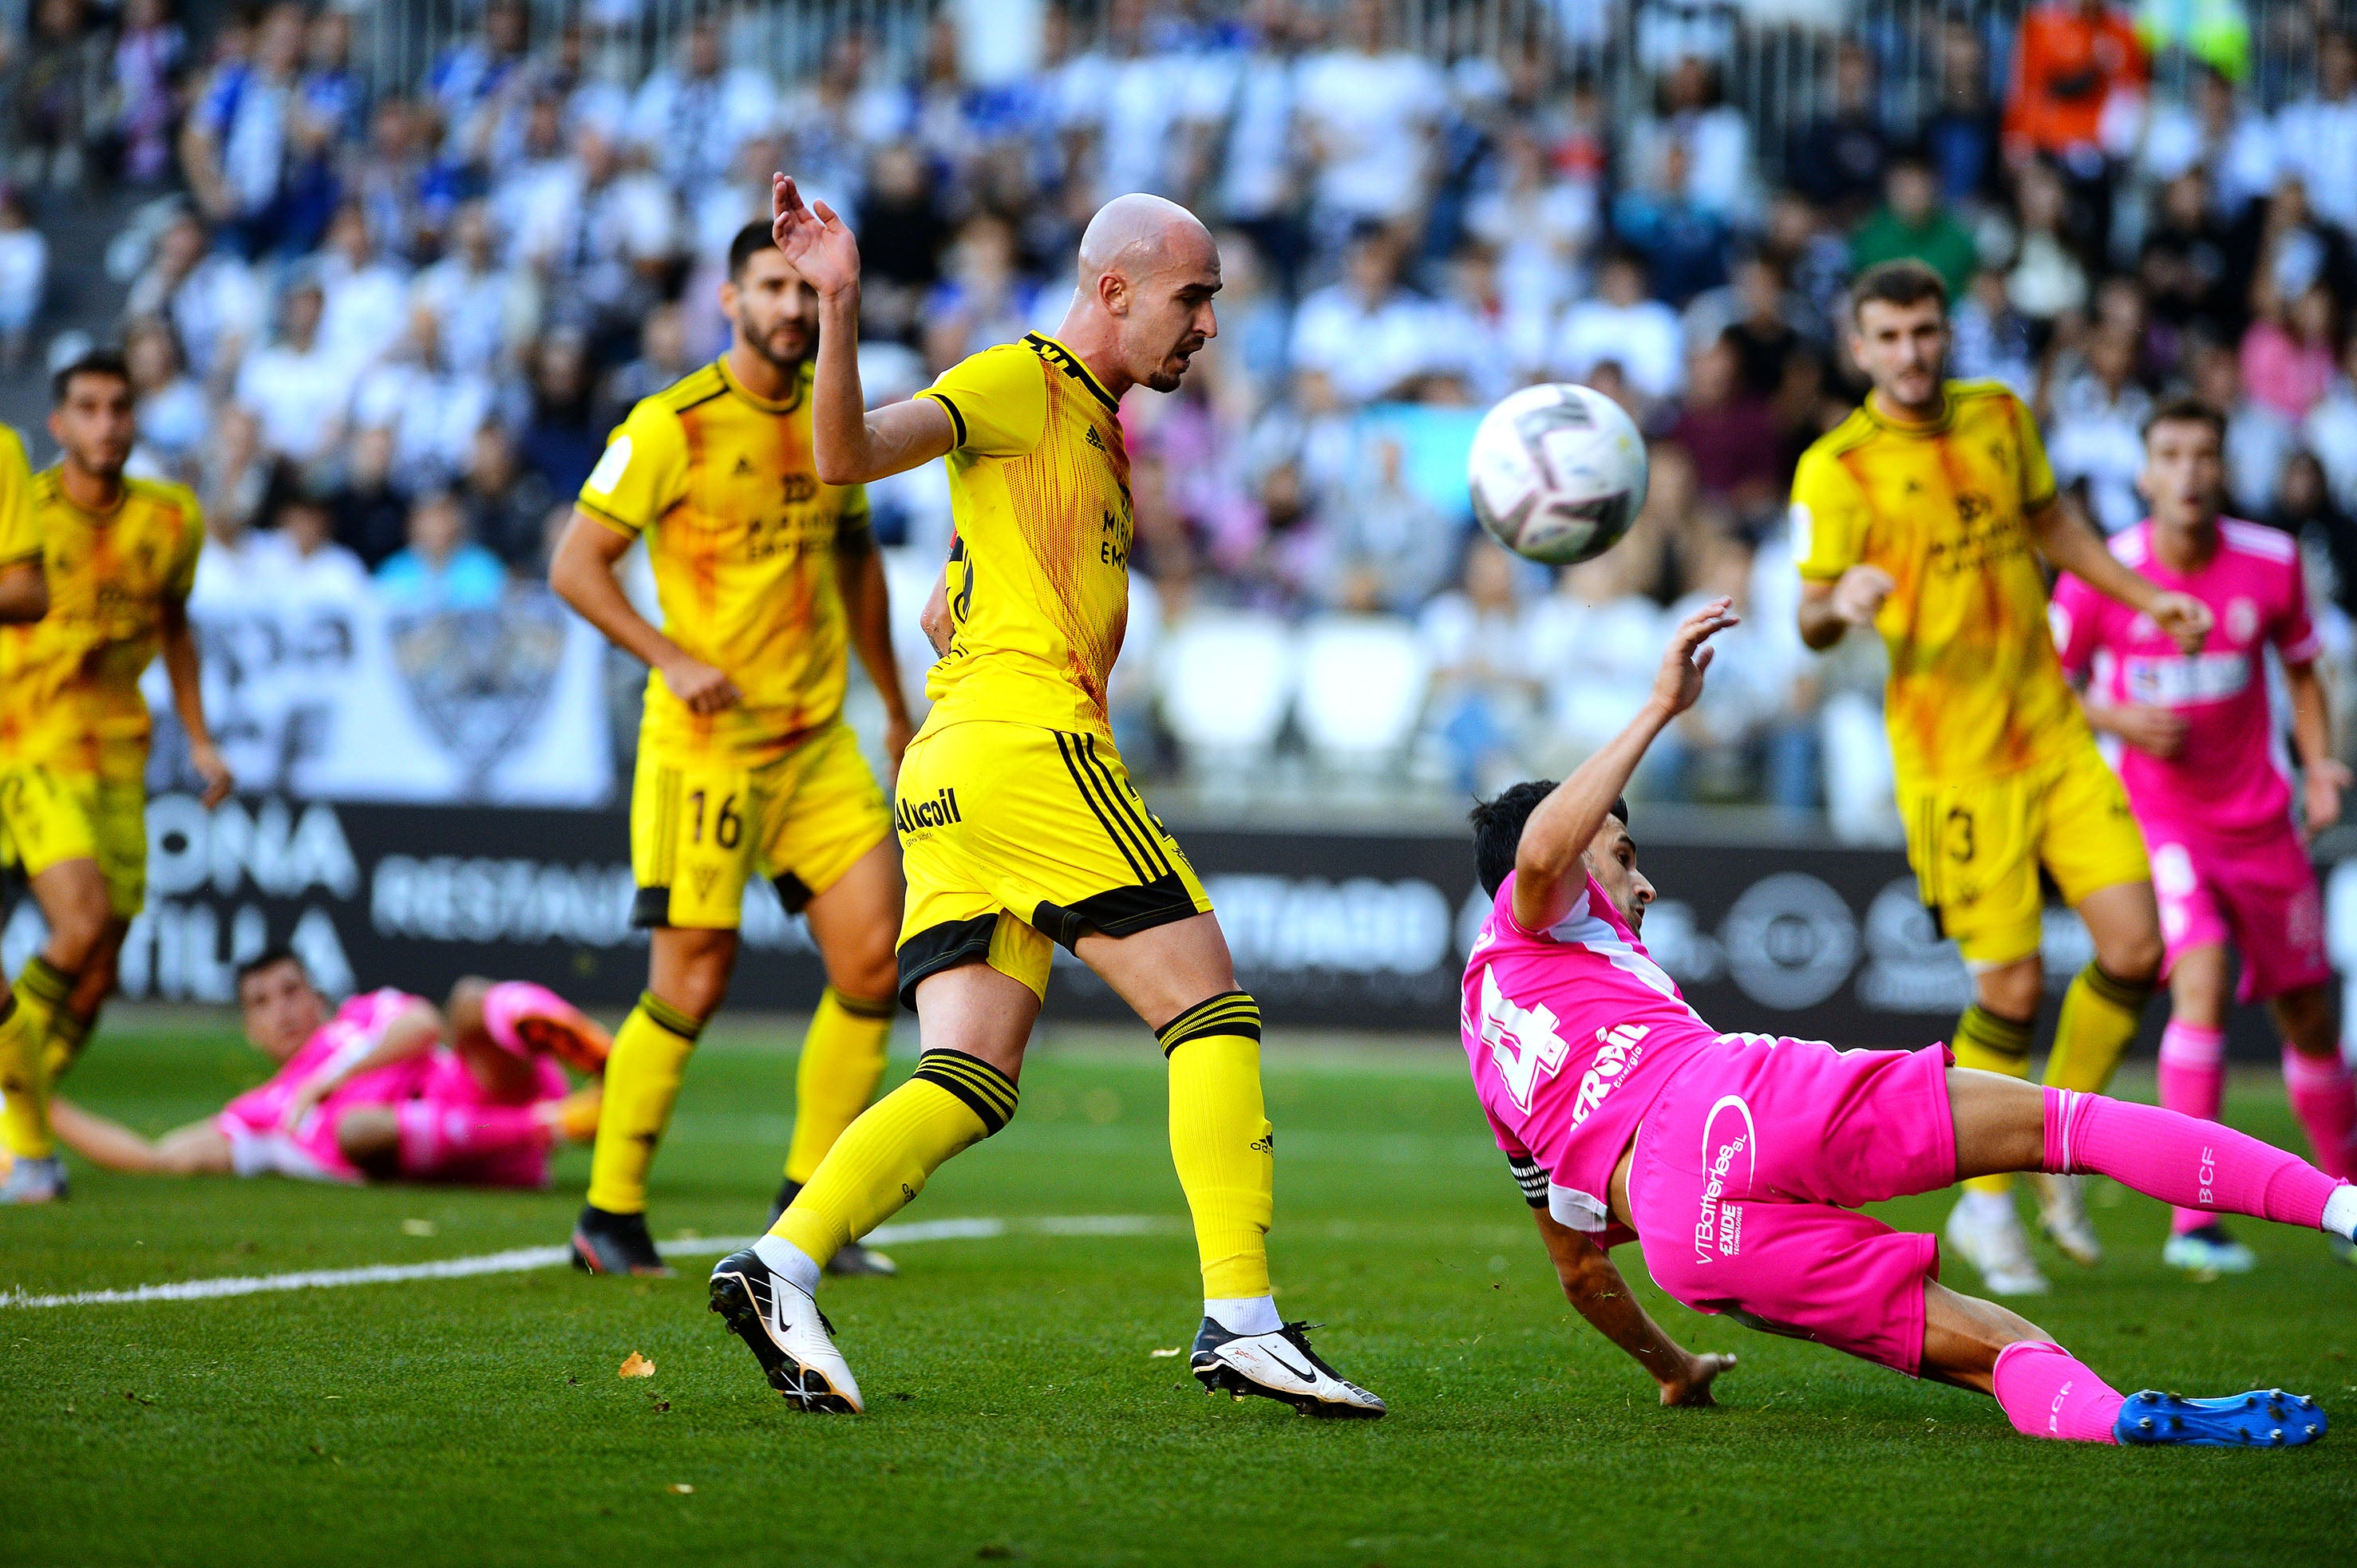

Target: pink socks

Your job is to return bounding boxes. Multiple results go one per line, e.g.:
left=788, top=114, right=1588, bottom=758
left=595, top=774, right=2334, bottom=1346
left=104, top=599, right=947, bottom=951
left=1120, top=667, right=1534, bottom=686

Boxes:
left=2157, top=1022, right=2227, bottom=1234
left=2043, top=1087, right=2340, bottom=1230
left=396, top=1100, right=550, bottom=1178
left=1992, top=1341, right=2123, bottom=1443
left=2282, top=1046, right=2357, bottom=1182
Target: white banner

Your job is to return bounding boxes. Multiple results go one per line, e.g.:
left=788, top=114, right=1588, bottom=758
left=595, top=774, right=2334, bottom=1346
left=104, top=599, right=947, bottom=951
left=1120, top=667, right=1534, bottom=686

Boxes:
left=152, top=567, right=615, bottom=806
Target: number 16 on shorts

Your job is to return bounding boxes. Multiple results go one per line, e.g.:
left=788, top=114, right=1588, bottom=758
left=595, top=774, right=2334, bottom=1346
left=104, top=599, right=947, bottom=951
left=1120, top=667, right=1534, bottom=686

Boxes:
left=631, top=756, right=760, bottom=930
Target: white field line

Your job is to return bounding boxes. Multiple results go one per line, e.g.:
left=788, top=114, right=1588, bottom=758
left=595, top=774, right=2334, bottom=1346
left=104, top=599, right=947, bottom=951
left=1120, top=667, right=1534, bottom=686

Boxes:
left=0, top=1214, right=1177, bottom=1310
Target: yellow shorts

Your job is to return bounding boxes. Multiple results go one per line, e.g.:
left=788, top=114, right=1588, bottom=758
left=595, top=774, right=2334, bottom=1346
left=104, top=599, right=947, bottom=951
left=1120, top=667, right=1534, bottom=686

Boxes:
left=0, top=765, right=147, bottom=918
left=1900, top=742, right=2150, bottom=968
left=895, top=719, right=1212, bottom=1006
left=629, top=720, right=893, bottom=930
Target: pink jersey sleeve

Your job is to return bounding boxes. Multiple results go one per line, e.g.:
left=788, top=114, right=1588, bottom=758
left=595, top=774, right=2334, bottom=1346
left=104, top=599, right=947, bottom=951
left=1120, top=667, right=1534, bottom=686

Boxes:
left=2049, top=571, right=2106, bottom=682
left=2274, top=546, right=2323, bottom=666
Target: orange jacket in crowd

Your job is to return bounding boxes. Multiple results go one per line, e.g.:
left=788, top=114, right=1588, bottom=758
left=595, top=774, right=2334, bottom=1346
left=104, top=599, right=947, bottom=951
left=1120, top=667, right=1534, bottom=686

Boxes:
left=2004, top=0, right=2149, bottom=159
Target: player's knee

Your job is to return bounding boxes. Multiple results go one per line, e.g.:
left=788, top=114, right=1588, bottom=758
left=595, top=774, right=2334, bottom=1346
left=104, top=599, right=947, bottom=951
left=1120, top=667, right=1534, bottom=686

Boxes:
left=42, top=893, right=111, bottom=973
left=2098, top=927, right=2164, bottom=986
left=1975, top=961, right=2041, bottom=1021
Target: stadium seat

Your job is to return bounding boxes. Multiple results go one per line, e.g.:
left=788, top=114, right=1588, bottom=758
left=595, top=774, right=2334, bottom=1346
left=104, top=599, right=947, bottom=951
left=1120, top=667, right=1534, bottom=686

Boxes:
left=1157, top=610, right=1297, bottom=784
left=1295, top=615, right=1433, bottom=774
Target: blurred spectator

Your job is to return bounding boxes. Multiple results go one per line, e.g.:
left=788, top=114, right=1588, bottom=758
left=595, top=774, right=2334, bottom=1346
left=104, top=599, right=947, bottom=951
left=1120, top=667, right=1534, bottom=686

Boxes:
left=1952, top=266, right=2039, bottom=398
left=2138, top=169, right=2242, bottom=334
left=2190, top=337, right=2297, bottom=518
left=2005, top=0, right=2145, bottom=263
left=14, top=0, right=107, bottom=188
left=2141, top=64, right=2279, bottom=221
left=181, top=2, right=334, bottom=257
left=1849, top=155, right=1979, bottom=301
left=1317, top=433, right=1458, bottom=612
left=109, top=0, right=187, bottom=185
left=269, top=468, right=370, bottom=598
left=457, top=424, right=555, bottom=569
left=627, top=15, right=778, bottom=193
left=2242, top=280, right=2339, bottom=421
left=1789, top=42, right=1888, bottom=223
left=317, top=202, right=410, bottom=375
left=1215, top=0, right=1309, bottom=290
left=125, top=314, right=207, bottom=481
left=846, top=140, right=944, bottom=341
left=923, top=214, right=1048, bottom=370
left=2047, top=325, right=2154, bottom=532
left=1553, top=250, right=1683, bottom=404
left=376, top=491, right=508, bottom=611
left=1687, top=253, right=1809, bottom=403
left=1294, top=0, right=1445, bottom=239
left=1465, top=124, right=1596, bottom=324
left=351, top=97, right=457, bottom=266
left=328, top=425, right=409, bottom=570
left=1418, top=537, right=1543, bottom=793
left=351, top=306, right=494, bottom=487
left=197, top=403, right=270, bottom=540
left=1667, top=336, right=1785, bottom=521
left=2007, top=159, right=2090, bottom=326
left=125, top=210, right=263, bottom=384
left=524, top=124, right=678, bottom=358
left=2274, top=30, right=2357, bottom=239
left=1528, top=546, right=1665, bottom=774
left=1291, top=225, right=1434, bottom=405
left=0, top=185, right=47, bottom=369
left=602, top=302, right=696, bottom=425
left=1611, top=137, right=1731, bottom=307
left=2276, top=449, right=2357, bottom=613
left=515, top=331, right=602, bottom=501
left=1627, top=57, right=1758, bottom=227
left=1920, top=22, right=2006, bottom=209
left=2304, top=334, right=2357, bottom=515
left=231, top=276, right=352, bottom=464
left=413, top=200, right=536, bottom=381
left=426, top=0, right=530, bottom=169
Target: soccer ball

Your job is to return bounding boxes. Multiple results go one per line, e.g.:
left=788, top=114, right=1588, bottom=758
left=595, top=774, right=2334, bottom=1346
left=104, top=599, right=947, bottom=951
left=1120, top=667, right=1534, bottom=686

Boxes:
left=1466, top=383, right=1649, bottom=566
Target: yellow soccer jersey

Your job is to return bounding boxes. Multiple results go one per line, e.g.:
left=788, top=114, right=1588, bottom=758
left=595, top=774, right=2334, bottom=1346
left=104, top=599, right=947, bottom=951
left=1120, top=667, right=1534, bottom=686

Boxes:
left=1791, top=379, right=2089, bottom=787
left=0, top=468, right=202, bottom=781
left=0, top=425, right=34, bottom=570
left=917, top=333, right=1135, bottom=737
left=578, top=357, right=872, bottom=760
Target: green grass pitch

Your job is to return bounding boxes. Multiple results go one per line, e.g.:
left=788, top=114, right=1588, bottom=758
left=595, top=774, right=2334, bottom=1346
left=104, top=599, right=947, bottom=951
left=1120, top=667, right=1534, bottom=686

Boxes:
left=6, top=1013, right=2353, bottom=1566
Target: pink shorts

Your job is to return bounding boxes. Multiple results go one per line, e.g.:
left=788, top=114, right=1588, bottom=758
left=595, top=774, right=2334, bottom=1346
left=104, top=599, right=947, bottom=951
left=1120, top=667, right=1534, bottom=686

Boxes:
left=2144, top=819, right=2330, bottom=1003
left=216, top=1049, right=561, bottom=1188
left=1628, top=1038, right=1956, bottom=1377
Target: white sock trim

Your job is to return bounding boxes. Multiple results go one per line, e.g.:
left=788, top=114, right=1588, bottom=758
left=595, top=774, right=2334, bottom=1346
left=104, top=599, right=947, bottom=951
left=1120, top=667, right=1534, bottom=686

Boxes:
left=754, top=1234, right=822, bottom=1297
left=2323, top=1184, right=2357, bottom=1242
left=1205, top=1294, right=1281, bottom=1336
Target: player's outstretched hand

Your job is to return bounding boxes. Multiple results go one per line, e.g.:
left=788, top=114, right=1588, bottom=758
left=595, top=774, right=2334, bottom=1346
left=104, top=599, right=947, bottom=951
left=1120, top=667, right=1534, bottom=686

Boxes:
left=1829, top=563, right=1896, bottom=626
left=2304, top=757, right=2352, bottom=837
left=1659, top=1349, right=1737, bottom=1408
left=2148, top=589, right=2214, bottom=654
left=661, top=655, right=742, bottom=714
left=190, top=738, right=234, bottom=809
left=1651, top=596, right=1738, bottom=720
left=771, top=173, right=859, bottom=298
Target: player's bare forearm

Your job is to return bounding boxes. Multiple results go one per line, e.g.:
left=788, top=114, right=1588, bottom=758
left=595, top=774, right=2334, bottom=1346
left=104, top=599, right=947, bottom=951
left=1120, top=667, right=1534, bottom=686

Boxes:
left=840, top=544, right=910, bottom=728
left=160, top=597, right=233, bottom=805
left=2030, top=500, right=2135, bottom=601
left=550, top=511, right=688, bottom=671
left=1534, top=1211, right=1726, bottom=1404
left=47, top=1096, right=171, bottom=1172
left=812, top=318, right=955, bottom=484
left=302, top=1001, right=441, bottom=1107
left=1795, top=580, right=1849, bottom=650
left=0, top=561, right=45, bottom=622
left=2288, top=662, right=2333, bottom=770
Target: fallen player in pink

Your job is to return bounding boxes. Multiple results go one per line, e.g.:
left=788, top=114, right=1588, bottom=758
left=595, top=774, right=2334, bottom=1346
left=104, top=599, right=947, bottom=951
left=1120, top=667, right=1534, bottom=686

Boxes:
left=1464, top=599, right=2350, bottom=1445
left=48, top=949, right=607, bottom=1187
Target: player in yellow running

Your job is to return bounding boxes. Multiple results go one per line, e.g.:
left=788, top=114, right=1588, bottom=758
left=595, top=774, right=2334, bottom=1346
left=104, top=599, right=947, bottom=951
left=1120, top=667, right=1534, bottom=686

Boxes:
left=701, top=177, right=1386, bottom=1419
left=1793, top=262, right=2211, bottom=1294
left=549, top=223, right=911, bottom=1276
left=0, top=350, right=232, bottom=1204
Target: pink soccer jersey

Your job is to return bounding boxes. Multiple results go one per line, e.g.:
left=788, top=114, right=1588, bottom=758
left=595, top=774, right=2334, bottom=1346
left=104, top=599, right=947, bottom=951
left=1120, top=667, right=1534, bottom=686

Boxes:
left=2051, top=518, right=2319, bottom=836
left=216, top=988, right=436, bottom=1181
left=1461, top=870, right=1718, bottom=1234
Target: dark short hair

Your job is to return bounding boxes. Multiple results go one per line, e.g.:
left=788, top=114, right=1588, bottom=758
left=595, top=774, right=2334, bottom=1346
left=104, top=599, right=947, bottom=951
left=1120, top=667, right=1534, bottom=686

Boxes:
left=1469, top=784, right=1628, bottom=900
left=51, top=347, right=131, bottom=406
left=1849, top=259, right=1948, bottom=326
left=235, top=946, right=309, bottom=990
left=2141, top=394, right=2227, bottom=447
left=729, top=220, right=779, bottom=280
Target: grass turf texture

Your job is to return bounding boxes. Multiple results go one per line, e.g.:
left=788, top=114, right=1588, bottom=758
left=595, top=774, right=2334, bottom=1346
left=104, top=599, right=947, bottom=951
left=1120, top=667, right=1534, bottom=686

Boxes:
left=6, top=1015, right=2354, bottom=1568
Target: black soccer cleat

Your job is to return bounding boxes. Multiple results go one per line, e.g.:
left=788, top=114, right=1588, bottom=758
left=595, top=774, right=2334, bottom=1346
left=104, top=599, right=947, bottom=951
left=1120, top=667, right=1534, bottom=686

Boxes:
left=708, top=1246, right=864, bottom=1413
left=570, top=1205, right=674, bottom=1277
left=768, top=1179, right=899, bottom=1277
left=1190, top=1317, right=1386, bottom=1418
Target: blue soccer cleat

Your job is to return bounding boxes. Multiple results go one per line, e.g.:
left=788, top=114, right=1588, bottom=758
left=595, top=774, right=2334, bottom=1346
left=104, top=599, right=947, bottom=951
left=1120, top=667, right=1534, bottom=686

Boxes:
left=2114, top=1389, right=2327, bottom=1447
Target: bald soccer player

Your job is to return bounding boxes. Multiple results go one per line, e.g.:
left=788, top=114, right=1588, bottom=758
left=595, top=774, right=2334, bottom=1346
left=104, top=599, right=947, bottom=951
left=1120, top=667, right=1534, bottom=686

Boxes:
left=705, top=183, right=1385, bottom=1418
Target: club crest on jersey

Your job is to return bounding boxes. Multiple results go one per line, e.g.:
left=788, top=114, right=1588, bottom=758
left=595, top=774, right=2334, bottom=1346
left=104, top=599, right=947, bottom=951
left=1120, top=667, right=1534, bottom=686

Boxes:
left=1571, top=1023, right=1648, bottom=1126
left=1477, top=966, right=1568, bottom=1113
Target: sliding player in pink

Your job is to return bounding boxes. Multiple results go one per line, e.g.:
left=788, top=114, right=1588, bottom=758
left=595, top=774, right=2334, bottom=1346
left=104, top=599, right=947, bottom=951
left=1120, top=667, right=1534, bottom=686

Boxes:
left=1464, top=598, right=2347, bottom=1445
left=48, top=949, right=607, bottom=1186
left=2051, top=397, right=2357, bottom=1275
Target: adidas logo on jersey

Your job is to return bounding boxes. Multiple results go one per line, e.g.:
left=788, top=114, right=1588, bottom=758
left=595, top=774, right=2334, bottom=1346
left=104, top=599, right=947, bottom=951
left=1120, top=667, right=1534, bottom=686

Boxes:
left=1085, top=426, right=1106, bottom=452
left=734, top=455, right=756, bottom=476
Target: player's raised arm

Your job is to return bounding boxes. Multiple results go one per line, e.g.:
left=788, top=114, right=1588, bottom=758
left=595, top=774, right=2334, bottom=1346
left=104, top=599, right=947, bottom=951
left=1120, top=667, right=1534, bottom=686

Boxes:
left=1530, top=1207, right=1734, bottom=1406
left=1512, top=598, right=1735, bottom=931
left=771, top=174, right=954, bottom=485
left=0, top=559, right=42, bottom=622
left=2026, top=496, right=2212, bottom=654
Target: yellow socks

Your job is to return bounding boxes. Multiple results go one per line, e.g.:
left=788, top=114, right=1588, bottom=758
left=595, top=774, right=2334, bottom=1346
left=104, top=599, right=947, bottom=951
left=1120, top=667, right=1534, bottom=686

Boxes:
left=773, top=1048, right=1017, bottom=1267
left=1, top=957, right=71, bottom=1159
left=1160, top=992, right=1274, bottom=1300
left=783, top=987, right=895, bottom=1186
left=1953, top=1001, right=2034, bottom=1199
left=2043, top=962, right=2154, bottom=1095
left=583, top=992, right=702, bottom=1215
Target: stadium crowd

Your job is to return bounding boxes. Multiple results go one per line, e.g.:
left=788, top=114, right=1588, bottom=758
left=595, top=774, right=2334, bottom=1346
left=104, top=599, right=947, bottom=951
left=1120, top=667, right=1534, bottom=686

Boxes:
left=10, top=0, right=2357, bottom=825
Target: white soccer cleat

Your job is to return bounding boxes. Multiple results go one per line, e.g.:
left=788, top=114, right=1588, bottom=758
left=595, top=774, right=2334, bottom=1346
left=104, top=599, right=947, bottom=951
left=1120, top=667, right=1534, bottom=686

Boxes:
left=708, top=1246, right=864, bottom=1414
left=0, top=1154, right=66, bottom=1205
left=1946, top=1196, right=2050, bottom=1296
left=2030, top=1172, right=2104, bottom=1267
left=1190, top=1318, right=1386, bottom=1419
left=2162, top=1223, right=2257, bottom=1276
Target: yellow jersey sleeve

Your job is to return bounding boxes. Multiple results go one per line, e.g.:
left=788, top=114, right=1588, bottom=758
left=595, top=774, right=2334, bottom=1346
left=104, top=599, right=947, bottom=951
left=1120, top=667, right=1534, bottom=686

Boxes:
left=2011, top=393, right=2058, bottom=511
left=919, top=344, right=1047, bottom=458
left=1790, top=441, right=1871, bottom=581
left=0, top=425, right=34, bottom=567
left=578, top=398, right=689, bottom=537
left=835, top=483, right=873, bottom=551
